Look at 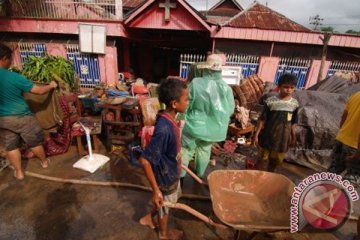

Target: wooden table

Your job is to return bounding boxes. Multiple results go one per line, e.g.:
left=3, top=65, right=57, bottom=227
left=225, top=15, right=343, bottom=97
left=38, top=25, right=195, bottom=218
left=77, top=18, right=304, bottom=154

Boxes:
left=228, top=123, right=255, bottom=138
left=96, top=102, right=140, bottom=152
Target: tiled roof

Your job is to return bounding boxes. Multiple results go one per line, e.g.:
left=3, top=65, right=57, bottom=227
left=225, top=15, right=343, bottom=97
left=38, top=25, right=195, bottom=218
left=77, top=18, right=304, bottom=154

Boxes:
left=224, top=2, right=311, bottom=32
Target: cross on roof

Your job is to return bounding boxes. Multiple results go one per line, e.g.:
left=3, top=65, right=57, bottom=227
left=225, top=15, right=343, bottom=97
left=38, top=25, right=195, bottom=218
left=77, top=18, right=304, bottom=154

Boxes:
left=159, top=0, right=176, bottom=22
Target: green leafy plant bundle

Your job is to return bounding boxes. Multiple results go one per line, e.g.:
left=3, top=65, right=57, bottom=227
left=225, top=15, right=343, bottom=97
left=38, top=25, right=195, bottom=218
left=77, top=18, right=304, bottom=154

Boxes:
left=21, top=55, right=76, bottom=91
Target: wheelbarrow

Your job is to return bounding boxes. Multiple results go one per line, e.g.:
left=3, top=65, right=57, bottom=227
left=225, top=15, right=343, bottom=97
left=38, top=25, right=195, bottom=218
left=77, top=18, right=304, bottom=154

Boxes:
left=164, top=168, right=295, bottom=239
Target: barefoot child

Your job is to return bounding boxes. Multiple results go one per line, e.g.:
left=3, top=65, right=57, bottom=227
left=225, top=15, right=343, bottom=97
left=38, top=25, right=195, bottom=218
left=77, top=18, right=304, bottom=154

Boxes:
left=139, top=78, right=189, bottom=240
left=253, top=74, right=299, bottom=172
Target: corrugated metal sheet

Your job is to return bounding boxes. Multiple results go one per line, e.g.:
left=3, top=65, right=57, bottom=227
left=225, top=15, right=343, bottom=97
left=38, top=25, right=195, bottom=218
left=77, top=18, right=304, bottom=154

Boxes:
left=207, top=9, right=241, bottom=17
left=123, top=0, right=145, bottom=8
left=204, top=0, right=242, bottom=25
left=9, top=0, right=119, bottom=20
left=207, top=15, right=233, bottom=25
left=209, top=0, right=243, bottom=11
left=129, top=3, right=207, bottom=31
left=213, top=28, right=360, bottom=48
left=0, top=19, right=127, bottom=37
left=224, top=2, right=310, bottom=32
left=125, top=0, right=210, bottom=31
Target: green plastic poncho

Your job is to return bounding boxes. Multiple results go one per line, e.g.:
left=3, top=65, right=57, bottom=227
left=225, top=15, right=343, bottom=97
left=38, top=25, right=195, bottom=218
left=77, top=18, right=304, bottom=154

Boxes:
left=182, top=70, right=235, bottom=143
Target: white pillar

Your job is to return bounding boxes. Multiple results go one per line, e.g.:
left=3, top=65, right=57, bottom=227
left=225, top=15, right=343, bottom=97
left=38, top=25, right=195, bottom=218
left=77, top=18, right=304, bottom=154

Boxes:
left=115, top=0, right=123, bottom=20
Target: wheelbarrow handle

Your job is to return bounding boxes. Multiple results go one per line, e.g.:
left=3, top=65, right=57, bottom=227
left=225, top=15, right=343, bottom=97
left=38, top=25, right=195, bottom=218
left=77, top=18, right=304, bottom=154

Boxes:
left=163, top=201, right=228, bottom=229
left=181, top=164, right=208, bottom=186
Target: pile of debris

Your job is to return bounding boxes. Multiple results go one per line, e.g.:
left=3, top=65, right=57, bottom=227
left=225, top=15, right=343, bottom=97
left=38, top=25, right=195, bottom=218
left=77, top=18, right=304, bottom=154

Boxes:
left=230, top=75, right=264, bottom=132
left=224, top=72, right=360, bottom=172
left=288, top=74, right=360, bottom=171
left=231, top=74, right=264, bottom=109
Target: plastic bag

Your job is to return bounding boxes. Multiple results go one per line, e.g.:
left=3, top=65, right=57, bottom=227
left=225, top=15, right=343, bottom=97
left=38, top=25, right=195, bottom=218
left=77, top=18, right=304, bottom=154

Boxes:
left=140, top=97, right=160, bottom=126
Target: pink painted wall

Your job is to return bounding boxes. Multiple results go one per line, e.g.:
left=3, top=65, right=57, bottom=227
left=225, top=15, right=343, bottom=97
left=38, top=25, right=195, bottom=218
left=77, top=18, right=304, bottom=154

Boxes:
left=98, top=46, right=119, bottom=86
left=0, top=18, right=127, bottom=37
left=47, top=43, right=67, bottom=58
left=10, top=43, right=22, bottom=68
left=5, top=40, right=119, bottom=87
left=258, top=56, right=280, bottom=82
left=305, top=60, right=331, bottom=88
left=47, top=43, right=119, bottom=86
left=214, top=28, right=360, bottom=48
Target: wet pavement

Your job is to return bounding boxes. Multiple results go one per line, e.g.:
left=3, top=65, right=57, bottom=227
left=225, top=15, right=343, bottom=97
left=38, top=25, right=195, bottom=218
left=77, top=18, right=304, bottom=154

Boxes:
left=0, top=143, right=358, bottom=240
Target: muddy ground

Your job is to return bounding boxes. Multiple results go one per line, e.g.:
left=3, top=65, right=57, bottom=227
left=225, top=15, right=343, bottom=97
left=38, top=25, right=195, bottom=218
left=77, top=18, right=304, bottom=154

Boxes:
left=0, top=143, right=358, bottom=240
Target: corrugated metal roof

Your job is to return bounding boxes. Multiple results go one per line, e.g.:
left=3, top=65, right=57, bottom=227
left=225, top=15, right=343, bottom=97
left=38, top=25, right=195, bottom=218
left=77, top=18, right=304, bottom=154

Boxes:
left=213, top=28, right=360, bottom=48
left=206, top=15, right=233, bottom=25
left=207, top=9, right=240, bottom=17
left=124, top=0, right=210, bottom=31
left=209, top=0, right=243, bottom=11
left=123, top=0, right=240, bottom=25
left=123, top=0, right=145, bottom=8
left=203, top=0, right=242, bottom=25
left=224, top=2, right=311, bottom=32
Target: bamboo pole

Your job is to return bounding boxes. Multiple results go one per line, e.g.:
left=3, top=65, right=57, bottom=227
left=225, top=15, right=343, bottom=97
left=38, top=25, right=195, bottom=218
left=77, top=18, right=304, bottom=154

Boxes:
left=181, top=164, right=208, bottom=186
left=25, top=171, right=210, bottom=201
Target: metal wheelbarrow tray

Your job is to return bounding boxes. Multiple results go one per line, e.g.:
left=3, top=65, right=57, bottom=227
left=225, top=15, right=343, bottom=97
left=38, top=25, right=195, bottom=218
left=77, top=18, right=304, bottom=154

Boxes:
left=166, top=169, right=295, bottom=232
left=208, top=170, right=295, bottom=231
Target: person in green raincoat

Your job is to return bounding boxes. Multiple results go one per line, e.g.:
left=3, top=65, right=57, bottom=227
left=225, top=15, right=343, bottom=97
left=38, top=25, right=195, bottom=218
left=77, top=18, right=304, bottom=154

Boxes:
left=181, top=53, right=235, bottom=178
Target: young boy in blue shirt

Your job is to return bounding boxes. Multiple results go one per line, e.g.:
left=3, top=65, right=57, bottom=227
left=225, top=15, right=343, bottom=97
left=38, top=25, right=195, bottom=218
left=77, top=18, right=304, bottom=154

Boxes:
left=253, top=74, right=299, bottom=172
left=139, top=78, right=189, bottom=240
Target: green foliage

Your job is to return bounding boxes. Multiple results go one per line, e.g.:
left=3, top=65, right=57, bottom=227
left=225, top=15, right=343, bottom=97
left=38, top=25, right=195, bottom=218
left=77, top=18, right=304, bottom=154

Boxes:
left=9, top=65, right=22, bottom=73
left=321, top=26, right=334, bottom=33
left=345, top=29, right=360, bottom=35
left=21, top=55, right=76, bottom=91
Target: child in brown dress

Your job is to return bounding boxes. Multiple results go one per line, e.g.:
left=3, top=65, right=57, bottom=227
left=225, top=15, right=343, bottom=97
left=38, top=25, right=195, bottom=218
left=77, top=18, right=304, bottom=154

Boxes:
left=253, top=74, right=299, bottom=172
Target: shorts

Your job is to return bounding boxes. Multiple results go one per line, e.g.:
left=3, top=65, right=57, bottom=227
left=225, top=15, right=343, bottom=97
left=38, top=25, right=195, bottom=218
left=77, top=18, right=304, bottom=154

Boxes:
left=260, top=148, right=286, bottom=165
left=159, top=183, right=181, bottom=218
left=0, top=115, right=44, bottom=151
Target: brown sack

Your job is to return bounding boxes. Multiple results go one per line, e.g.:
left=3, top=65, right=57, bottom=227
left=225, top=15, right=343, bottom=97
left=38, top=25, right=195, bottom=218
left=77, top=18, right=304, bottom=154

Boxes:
left=24, top=90, right=64, bottom=130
